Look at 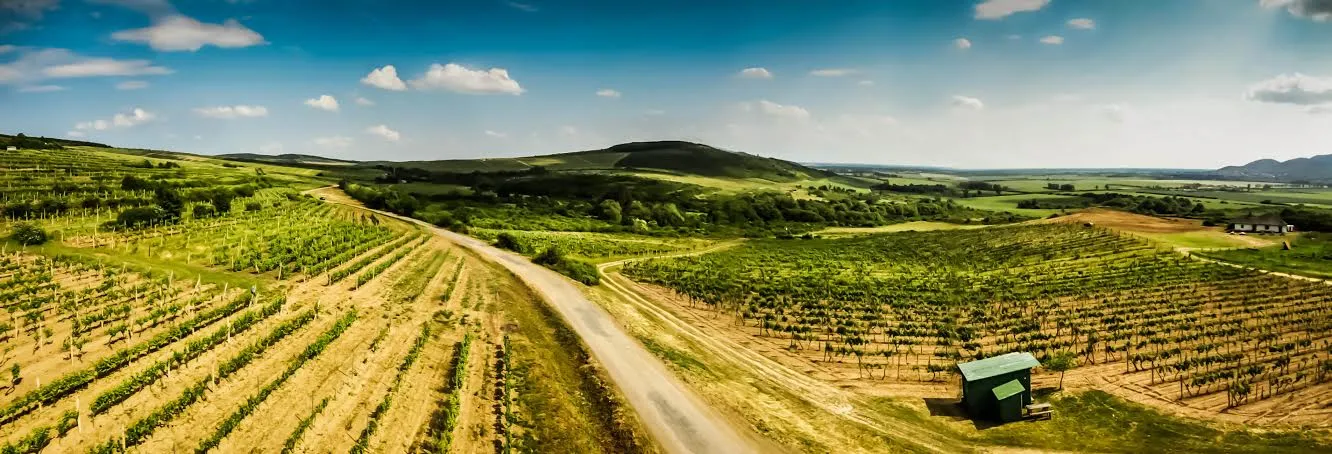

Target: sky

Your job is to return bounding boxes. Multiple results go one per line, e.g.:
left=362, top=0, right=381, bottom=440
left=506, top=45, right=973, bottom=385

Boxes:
left=3, top=0, right=1332, bottom=169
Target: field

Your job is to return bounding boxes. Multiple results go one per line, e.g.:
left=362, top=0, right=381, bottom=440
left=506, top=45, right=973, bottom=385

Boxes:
left=623, top=222, right=1332, bottom=431
left=1044, top=209, right=1277, bottom=250
left=1199, top=233, right=1332, bottom=280
left=0, top=149, right=652, bottom=453
left=468, top=228, right=713, bottom=262
left=947, top=193, right=1074, bottom=217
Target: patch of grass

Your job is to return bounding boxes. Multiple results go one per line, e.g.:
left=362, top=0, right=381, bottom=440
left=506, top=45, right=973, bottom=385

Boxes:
left=947, top=194, right=1074, bottom=217
left=978, top=390, right=1330, bottom=453
left=1200, top=233, right=1332, bottom=279
left=634, top=336, right=714, bottom=377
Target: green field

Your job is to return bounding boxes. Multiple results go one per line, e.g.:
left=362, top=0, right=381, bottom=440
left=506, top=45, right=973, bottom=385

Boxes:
left=947, top=193, right=1074, bottom=217
left=1199, top=233, right=1332, bottom=279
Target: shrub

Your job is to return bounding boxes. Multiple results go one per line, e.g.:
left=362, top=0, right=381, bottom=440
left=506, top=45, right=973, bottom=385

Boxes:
left=192, top=204, right=217, bottom=219
left=532, top=246, right=600, bottom=285
left=245, top=202, right=263, bottom=212
left=10, top=223, right=48, bottom=246
left=494, top=233, right=527, bottom=253
left=113, top=207, right=166, bottom=229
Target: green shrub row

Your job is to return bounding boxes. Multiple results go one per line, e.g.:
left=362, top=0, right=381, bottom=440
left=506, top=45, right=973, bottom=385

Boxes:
left=327, top=234, right=419, bottom=285
left=350, top=324, right=432, bottom=454
left=0, top=292, right=252, bottom=427
left=353, top=238, right=421, bottom=289
left=279, top=397, right=329, bottom=454
left=193, top=310, right=358, bottom=453
left=91, top=298, right=286, bottom=415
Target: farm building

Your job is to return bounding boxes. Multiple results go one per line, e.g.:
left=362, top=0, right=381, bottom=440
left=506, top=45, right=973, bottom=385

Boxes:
left=4, top=146, right=15, bottom=151
left=1228, top=215, right=1292, bottom=234
left=957, top=352, right=1043, bottom=423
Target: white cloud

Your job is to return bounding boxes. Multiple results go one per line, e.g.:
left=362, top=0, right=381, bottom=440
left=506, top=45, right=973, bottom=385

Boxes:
left=505, top=1, right=538, bottom=12
left=1262, top=0, right=1332, bottom=22
left=259, top=142, right=284, bottom=154
left=1040, top=35, right=1065, bottom=45
left=1099, top=104, right=1127, bottom=123
left=17, top=85, right=65, bottom=93
left=559, top=125, right=578, bottom=137
left=1007, top=34, right=1023, bottom=40
left=67, top=130, right=85, bottom=138
left=313, top=136, right=353, bottom=148
left=737, top=67, right=773, bottom=79
left=355, top=96, right=374, bottom=106
left=0, top=45, right=15, bottom=54
left=304, top=94, right=339, bottom=112
left=194, top=105, right=268, bottom=119
left=1067, top=18, right=1096, bottom=29
left=44, top=58, right=173, bottom=78
left=857, top=80, right=875, bottom=87
left=954, top=38, right=972, bottom=49
left=1307, top=105, right=1332, bottom=114
left=409, top=63, right=524, bottom=95
left=365, top=124, right=401, bottom=142
left=745, top=100, right=811, bottom=120
left=975, top=0, right=1050, bottom=20
left=0, top=0, right=57, bottom=32
left=951, top=95, right=985, bottom=110
left=810, top=68, right=855, bottom=77
left=644, top=109, right=666, bottom=116
left=596, top=88, right=621, bottom=98
left=361, top=65, right=407, bottom=91
left=484, top=130, right=507, bottom=138
left=76, top=108, right=156, bottom=131
left=116, top=80, right=149, bottom=90
left=111, top=15, right=265, bottom=52
left=1245, top=73, right=1332, bottom=106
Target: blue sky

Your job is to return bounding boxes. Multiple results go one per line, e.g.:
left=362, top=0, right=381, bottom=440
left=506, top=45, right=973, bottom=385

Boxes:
left=3, top=0, right=1332, bottom=168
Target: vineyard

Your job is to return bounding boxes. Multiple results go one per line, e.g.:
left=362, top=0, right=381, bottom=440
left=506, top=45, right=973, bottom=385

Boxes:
left=0, top=150, right=652, bottom=453
left=625, top=223, right=1332, bottom=420
left=469, top=228, right=711, bottom=261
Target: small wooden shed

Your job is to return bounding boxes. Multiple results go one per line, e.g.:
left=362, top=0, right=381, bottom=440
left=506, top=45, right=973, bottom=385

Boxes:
left=957, top=352, right=1040, bottom=423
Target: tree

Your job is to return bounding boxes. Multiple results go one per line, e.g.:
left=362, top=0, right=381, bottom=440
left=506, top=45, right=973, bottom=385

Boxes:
left=9, top=363, right=18, bottom=386
left=10, top=223, right=48, bottom=246
left=154, top=187, right=184, bottom=221
left=597, top=199, right=622, bottom=224
left=209, top=188, right=235, bottom=214
left=1046, top=351, right=1077, bottom=390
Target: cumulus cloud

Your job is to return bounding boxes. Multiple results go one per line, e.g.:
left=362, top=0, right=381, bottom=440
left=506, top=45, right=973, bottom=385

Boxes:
left=194, top=105, right=268, bottom=119
left=1245, top=73, right=1332, bottom=105
left=975, top=0, right=1050, bottom=20
left=304, top=94, right=339, bottom=112
left=954, top=38, right=972, bottom=49
left=111, top=15, right=265, bottom=52
left=0, top=45, right=14, bottom=54
left=409, top=63, right=524, bottom=95
left=361, top=65, right=406, bottom=91
left=1040, top=35, right=1065, bottom=45
left=1067, top=18, right=1096, bottom=29
left=116, top=80, right=149, bottom=90
left=0, top=48, right=172, bottom=84
left=596, top=88, right=621, bottom=98
left=17, top=84, right=65, bottom=93
left=313, top=136, right=353, bottom=148
left=737, top=67, right=773, bottom=79
left=951, top=95, right=985, bottom=110
left=484, top=130, right=507, bottom=138
left=75, top=108, right=156, bottom=131
left=43, top=58, right=173, bottom=78
left=810, top=68, right=856, bottom=77
left=67, top=130, right=85, bottom=138
left=1262, top=0, right=1332, bottom=21
left=354, top=96, right=374, bottom=106
left=1099, top=104, right=1127, bottom=123
left=744, top=100, right=811, bottom=120
left=365, top=124, right=400, bottom=141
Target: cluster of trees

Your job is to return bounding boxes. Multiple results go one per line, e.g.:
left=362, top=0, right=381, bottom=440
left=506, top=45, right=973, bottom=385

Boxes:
left=872, top=181, right=1012, bottom=198
left=1018, top=193, right=1207, bottom=216
left=1046, top=183, right=1076, bottom=191
left=346, top=170, right=1025, bottom=237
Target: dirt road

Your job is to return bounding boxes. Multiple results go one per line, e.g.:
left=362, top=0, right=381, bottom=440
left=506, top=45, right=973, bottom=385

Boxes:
left=309, top=187, right=758, bottom=454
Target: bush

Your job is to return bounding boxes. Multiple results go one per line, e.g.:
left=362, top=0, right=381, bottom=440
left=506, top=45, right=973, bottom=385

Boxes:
left=494, top=233, right=527, bottom=253
left=192, top=204, right=217, bottom=219
left=532, top=246, right=599, bottom=285
left=10, top=223, right=48, bottom=246
left=245, top=202, right=263, bottom=212
left=113, top=207, right=166, bottom=229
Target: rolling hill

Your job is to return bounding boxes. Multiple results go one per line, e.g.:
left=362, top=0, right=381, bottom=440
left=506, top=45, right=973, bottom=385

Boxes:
left=367, top=141, right=835, bottom=182
left=218, top=153, right=359, bottom=166
left=1217, top=155, right=1332, bottom=182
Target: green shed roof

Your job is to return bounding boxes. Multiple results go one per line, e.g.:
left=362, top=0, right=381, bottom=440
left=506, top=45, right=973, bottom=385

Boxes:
left=957, top=352, right=1040, bottom=382
left=992, top=379, right=1025, bottom=400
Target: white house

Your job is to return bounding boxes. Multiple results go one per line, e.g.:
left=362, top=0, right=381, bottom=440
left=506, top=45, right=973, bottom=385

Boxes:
left=4, top=146, right=15, bottom=151
left=1228, top=215, right=1292, bottom=234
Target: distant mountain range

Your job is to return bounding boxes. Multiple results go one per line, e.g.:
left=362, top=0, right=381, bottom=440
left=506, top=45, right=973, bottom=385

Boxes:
left=217, top=153, right=359, bottom=165
left=1216, top=155, right=1332, bottom=182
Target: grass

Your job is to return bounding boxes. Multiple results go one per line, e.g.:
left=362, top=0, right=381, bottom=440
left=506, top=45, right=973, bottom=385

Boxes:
left=1199, top=232, right=1332, bottom=279
left=1135, top=231, right=1259, bottom=250
left=948, top=194, right=1073, bottom=217
left=977, top=390, right=1330, bottom=453
left=815, top=221, right=984, bottom=236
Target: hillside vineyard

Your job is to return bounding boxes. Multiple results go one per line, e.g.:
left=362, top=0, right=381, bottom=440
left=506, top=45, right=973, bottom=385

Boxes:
left=626, top=224, right=1332, bottom=411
